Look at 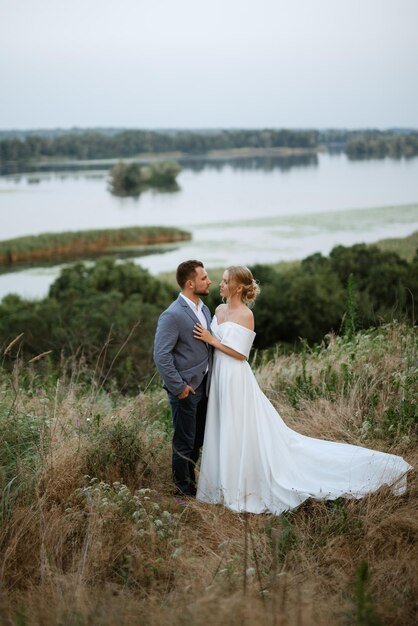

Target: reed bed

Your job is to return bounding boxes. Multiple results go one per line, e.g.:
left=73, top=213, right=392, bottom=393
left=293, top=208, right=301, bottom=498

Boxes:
left=0, top=322, right=416, bottom=625
left=0, top=227, right=191, bottom=266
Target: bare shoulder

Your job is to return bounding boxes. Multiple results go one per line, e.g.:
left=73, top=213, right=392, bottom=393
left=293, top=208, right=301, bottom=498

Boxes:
left=236, top=307, right=254, bottom=331
left=215, top=303, right=227, bottom=322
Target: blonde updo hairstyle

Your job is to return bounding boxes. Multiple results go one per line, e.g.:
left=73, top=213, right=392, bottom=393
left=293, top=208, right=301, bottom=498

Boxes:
left=226, top=266, right=260, bottom=307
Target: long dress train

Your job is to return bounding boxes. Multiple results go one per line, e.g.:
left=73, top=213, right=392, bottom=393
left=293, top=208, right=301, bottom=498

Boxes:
left=196, top=317, right=412, bottom=514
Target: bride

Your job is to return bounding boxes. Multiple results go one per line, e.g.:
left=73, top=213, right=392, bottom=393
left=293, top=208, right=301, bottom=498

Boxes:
left=193, top=265, right=412, bottom=514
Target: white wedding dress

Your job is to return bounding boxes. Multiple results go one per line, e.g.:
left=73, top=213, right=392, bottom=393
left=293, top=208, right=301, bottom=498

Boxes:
left=196, top=317, right=412, bottom=514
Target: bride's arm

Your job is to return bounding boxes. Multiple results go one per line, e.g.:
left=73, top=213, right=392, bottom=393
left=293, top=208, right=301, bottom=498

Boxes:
left=193, top=323, right=247, bottom=361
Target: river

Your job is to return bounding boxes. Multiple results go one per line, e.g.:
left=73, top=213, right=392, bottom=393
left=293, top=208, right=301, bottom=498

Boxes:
left=0, top=152, right=418, bottom=300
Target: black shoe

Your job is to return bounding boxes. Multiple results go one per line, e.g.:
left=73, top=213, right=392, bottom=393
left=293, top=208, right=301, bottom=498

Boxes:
left=173, top=486, right=196, bottom=498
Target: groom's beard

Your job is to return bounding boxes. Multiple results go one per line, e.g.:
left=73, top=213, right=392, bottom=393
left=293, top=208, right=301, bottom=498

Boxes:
left=194, top=287, right=210, bottom=296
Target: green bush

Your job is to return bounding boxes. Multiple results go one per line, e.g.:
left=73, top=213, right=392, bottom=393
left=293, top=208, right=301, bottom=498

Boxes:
left=1, top=259, right=176, bottom=393
left=1, top=242, right=417, bottom=395
left=250, top=243, right=417, bottom=350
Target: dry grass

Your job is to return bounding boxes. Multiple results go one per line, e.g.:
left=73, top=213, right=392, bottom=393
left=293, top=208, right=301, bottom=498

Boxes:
left=0, top=322, right=417, bottom=625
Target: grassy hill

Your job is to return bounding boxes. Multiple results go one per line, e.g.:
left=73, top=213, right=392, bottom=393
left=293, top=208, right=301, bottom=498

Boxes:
left=375, top=229, right=418, bottom=262
left=0, top=321, right=416, bottom=625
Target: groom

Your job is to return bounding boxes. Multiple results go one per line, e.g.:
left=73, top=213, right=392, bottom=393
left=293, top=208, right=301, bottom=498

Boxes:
left=153, top=260, right=213, bottom=497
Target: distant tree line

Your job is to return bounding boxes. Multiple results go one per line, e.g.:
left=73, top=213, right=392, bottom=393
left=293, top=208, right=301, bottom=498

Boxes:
left=346, top=132, right=418, bottom=159
left=0, top=129, right=319, bottom=163
left=1, top=243, right=417, bottom=393
left=1, top=128, right=417, bottom=165
left=319, top=129, right=418, bottom=158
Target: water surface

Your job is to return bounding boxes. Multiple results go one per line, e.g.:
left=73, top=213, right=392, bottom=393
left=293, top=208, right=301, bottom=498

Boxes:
left=1, top=153, right=417, bottom=300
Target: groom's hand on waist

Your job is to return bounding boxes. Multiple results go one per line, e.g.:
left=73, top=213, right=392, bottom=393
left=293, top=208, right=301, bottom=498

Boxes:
left=177, top=385, right=195, bottom=399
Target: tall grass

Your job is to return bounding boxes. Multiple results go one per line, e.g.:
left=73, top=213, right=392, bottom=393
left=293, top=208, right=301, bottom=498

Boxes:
left=0, top=321, right=416, bottom=625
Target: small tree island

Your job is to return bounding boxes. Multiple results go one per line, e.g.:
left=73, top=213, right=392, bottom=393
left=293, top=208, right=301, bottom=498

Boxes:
left=109, top=160, right=181, bottom=196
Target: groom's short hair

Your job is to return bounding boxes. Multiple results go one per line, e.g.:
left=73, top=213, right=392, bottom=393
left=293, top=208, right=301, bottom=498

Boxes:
left=176, top=260, right=204, bottom=288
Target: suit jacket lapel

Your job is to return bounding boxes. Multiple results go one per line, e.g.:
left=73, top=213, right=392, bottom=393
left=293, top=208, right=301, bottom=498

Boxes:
left=178, top=294, right=200, bottom=325
left=178, top=295, right=212, bottom=331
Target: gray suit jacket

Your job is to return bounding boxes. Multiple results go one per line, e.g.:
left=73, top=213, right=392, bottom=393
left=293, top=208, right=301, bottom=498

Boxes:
left=153, top=295, right=213, bottom=396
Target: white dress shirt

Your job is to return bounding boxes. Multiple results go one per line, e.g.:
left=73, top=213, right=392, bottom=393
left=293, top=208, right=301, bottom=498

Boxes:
left=180, top=293, right=208, bottom=329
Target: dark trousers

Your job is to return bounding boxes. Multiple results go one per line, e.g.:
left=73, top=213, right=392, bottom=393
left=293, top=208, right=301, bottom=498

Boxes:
left=168, top=376, right=208, bottom=495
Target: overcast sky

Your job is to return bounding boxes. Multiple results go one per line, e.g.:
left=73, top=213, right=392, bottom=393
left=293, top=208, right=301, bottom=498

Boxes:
left=1, top=0, right=417, bottom=130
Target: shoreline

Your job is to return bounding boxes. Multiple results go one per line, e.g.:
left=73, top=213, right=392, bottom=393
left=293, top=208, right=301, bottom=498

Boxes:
left=1, top=146, right=322, bottom=171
